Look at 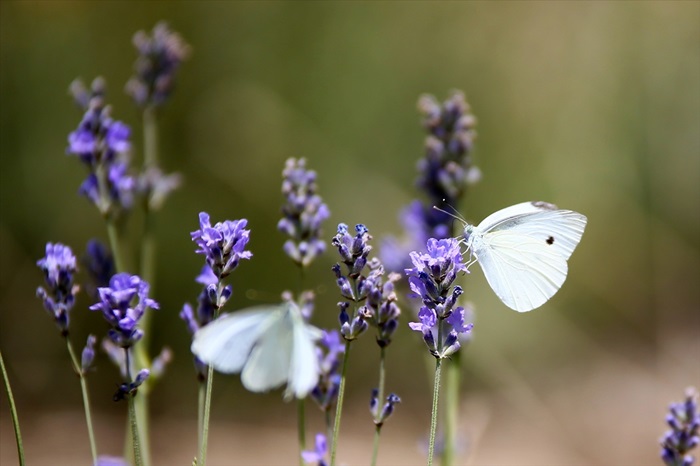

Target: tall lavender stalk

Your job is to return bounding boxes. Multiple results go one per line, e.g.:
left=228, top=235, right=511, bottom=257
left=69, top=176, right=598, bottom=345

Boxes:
left=406, top=238, right=473, bottom=466
left=190, top=212, right=252, bottom=466
left=381, top=90, right=478, bottom=465
left=0, top=349, right=24, bottom=465
left=278, top=157, right=329, bottom=463
left=36, top=242, right=98, bottom=463
left=124, top=23, right=188, bottom=463
left=90, top=273, right=159, bottom=466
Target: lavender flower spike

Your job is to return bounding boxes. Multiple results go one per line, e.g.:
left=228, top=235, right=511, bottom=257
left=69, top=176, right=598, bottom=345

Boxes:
left=661, top=387, right=700, bottom=466
left=89, top=273, right=159, bottom=348
left=191, top=212, right=252, bottom=279
left=302, top=433, right=328, bottom=466
left=278, top=158, right=330, bottom=267
left=406, top=238, right=473, bottom=358
left=126, top=22, right=191, bottom=108
left=36, top=242, right=79, bottom=333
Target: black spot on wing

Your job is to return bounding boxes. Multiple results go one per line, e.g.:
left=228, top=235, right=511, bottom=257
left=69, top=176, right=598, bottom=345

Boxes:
left=546, top=236, right=555, bottom=245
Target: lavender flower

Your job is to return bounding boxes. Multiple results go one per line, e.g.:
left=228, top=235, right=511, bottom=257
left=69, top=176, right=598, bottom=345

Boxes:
left=94, top=456, right=130, bottom=466
left=332, top=223, right=375, bottom=340
left=125, top=22, right=191, bottom=108
left=89, top=273, right=159, bottom=348
left=67, top=78, right=135, bottom=216
left=113, top=368, right=150, bottom=401
left=381, top=90, right=479, bottom=273
left=661, top=387, right=700, bottom=466
left=81, top=335, right=97, bottom=374
left=363, top=259, right=402, bottom=347
left=150, top=347, right=173, bottom=380
left=137, top=166, right=182, bottom=211
left=406, top=238, right=473, bottom=358
left=83, top=239, right=115, bottom=299
left=36, top=242, right=79, bottom=333
left=302, top=433, right=328, bottom=466
left=191, top=212, right=252, bottom=280
left=370, top=390, right=401, bottom=427
left=102, top=339, right=127, bottom=379
left=310, top=330, right=344, bottom=411
left=278, top=158, right=330, bottom=267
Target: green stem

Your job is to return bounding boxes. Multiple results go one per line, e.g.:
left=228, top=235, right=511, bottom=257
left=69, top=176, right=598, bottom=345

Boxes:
left=0, top=349, right=25, bottom=466
left=199, top=365, right=215, bottom=466
left=65, top=338, right=98, bottom=463
left=442, top=352, right=461, bottom=466
left=297, top=399, right=306, bottom=466
left=329, top=341, right=351, bottom=466
left=198, top=284, right=225, bottom=466
left=371, top=425, right=381, bottom=466
left=129, top=394, right=143, bottom=466
left=125, top=349, right=143, bottom=466
left=143, top=106, right=158, bottom=168
left=198, top=380, right=205, bottom=459
left=370, top=346, right=386, bottom=466
left=427, top=358, right=443, bottom=466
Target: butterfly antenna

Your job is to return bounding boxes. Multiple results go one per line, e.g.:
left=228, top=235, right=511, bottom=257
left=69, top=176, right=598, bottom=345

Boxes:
left=432, top=200, right=468, bottom=225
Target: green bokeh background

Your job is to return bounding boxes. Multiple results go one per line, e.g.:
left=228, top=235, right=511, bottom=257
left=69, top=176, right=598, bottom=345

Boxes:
left=1, top=2, right=698, bottom=465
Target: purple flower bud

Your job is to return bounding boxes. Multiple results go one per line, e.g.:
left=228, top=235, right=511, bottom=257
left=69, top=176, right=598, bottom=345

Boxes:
left=94, top=455, right=129, bottom=466
left=36, top=242, right=79, bottom=333
left=661, top=387, right=700, bottom=466
left=81, top=335, right=97, bottom=373
left=301, top=433, right=328, bottom=466
left=133, top=369, right=150, bottom=387
left=150, top=347, right=172, bottom=379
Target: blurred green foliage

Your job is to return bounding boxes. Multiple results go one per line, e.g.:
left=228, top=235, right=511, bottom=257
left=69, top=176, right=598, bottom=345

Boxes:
left=0, top=1, right=698, bottom=459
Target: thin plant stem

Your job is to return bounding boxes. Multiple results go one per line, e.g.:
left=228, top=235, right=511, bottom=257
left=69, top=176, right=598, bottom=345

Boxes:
left=125, top=349, right=144, bottom=466
left=197, top=380, right=205, bottom=458
left=0, top=349, right=25, bottom=466
left=297, top=399, right=306, bottom=466
left=442, top=351, right=461, bottom=466
left=129, top=395, right=143, bottom=466
left=427, top=358, right=443, bottom=466
left=296, top=266, right=306, bottom=466
left=198, top=282, right=226, bottom=466
left=370, top=346, right=387, bottom=466
left=199, top=364, right=215, bottom=466
left=139, top=104, right=158, bottom=345
left=371, top=425, right=381, bottom=466
left=65, top=338, right=98, bottom=463
left=329, top=340, right=351, bottom=466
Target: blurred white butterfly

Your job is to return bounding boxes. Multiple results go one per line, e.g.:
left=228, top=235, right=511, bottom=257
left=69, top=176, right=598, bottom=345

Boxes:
left=461, top=201, right=587, bottom=312
left=191, top=301, right=321, bottom=399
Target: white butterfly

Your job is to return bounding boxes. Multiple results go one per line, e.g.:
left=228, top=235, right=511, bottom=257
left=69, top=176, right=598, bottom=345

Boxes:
left=191, top=302, right=322, bottom=399
left=462, top=201, right=587, bottom=312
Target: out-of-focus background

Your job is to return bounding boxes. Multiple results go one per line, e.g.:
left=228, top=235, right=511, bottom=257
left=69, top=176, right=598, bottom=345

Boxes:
left=1, top=2, right=699, bottom=465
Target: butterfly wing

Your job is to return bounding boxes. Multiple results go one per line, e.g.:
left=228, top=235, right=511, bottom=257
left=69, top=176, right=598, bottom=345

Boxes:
left=285, top=311, right=322, bottom=399
left=472, top=202, right=587, bottom=312
left=191, top=306, right=281, bottom=373
left=474, top=231, right=569, bottom=312
left=241, top=307, right=294, bottom=393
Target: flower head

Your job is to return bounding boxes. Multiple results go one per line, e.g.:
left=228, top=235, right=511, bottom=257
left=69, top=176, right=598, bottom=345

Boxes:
left=126, top=22, right=190, bottom=107
left=278, top=158, right=330, bottom=267
left=310, top=330, right=344, bottom=411
left=406, top=238, right=473, bottom=358
left=67, top=78, right=135, bottom=217
left=89, top=273, right=159, bottom=348
left=301, top=433, right=328, bottom=466
left=81, top=334, right=97, bottom=374
left=661, top=387, right=700, bottom=466
left=36, top=242, right=79, bottom=333
left=137, top=166, right=182, bottom=211
left=83, top=239, right=115, bottom=299
left=370, top=390, right=401, bottom=427
left=191, top=212, right=252, bottom=279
